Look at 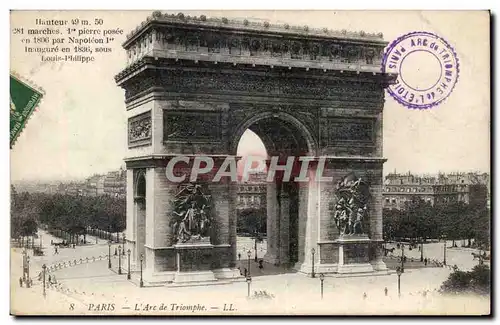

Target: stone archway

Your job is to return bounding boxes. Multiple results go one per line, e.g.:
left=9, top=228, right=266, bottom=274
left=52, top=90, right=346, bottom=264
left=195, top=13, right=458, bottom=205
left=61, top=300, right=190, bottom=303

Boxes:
left=117, top=12, right=396, bottom=284
left=231, top=112, right=317, bottom=269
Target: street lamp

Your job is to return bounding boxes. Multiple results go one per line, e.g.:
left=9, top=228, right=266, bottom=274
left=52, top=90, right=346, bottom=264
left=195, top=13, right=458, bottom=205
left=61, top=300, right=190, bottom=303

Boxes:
left=420, top=240, right=424, bottom=262
left=396, top=266, right=402, bottom=298
left=118, top=245, right=122, bottom=275
left=311, top=248, right=316, bottom=278
left=139, top=254, right=144, bottom=288
left=22, top=249, right=27, bottom=282
left=246, top=276, right=252, bottom=298
left=443, top=236, right=447, bottom=266
left=42, top=264, right=46, bottom=298
left=108, top=240, right=112, bottom=269
left=254, top=232, right=258, bottom=262
left=127, top=249, right=131, bottom=280
left=247, top=250, right=251, bottom=277
left=400, top=243, right=405, bottom=273
left=26, top=255, right=30, bottom=288
left=319, top=273, right=325, bottom=300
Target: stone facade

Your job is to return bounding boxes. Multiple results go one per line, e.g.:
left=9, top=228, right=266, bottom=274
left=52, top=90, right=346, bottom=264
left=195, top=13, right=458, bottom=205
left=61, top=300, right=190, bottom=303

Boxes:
left=116, top=12, right=396, bottom=285
left=383, top=172, right=489, bottom=210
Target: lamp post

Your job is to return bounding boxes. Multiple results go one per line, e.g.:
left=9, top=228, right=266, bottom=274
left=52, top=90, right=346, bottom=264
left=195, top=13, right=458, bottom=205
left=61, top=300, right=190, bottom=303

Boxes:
left=319, top=273, right=325, bottom=300
left=139, top=254, right=144, bottom=287
left=247, top=250, right=251, bottom=277
left=396, top=266, right=402, bottom=298
left=127, top=249, right=131, bottom=280
left=254, top=232, right=258, bottom=262
left=42, top=264, right=46, bottom=298
left=246, top=276, right=252, bottom=298
left=22, top=249, right=27, bottom=282
left=311, top=248, right=316, bottom=278
left=420, top=240, right=424, bottom=262
left=26, top=255, right=30, bottom=288
left=443, top=235, right=447, bottom=266
left=400, top=243, right=405, bottom=273
left=107, top=240, right=112, bottom=269
left=118, top=245, right=122, bottom=274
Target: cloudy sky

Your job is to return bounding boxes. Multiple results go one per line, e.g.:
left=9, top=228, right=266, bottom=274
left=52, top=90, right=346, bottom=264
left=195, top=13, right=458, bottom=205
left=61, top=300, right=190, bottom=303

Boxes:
left=10, top=10, right=490, bottom=182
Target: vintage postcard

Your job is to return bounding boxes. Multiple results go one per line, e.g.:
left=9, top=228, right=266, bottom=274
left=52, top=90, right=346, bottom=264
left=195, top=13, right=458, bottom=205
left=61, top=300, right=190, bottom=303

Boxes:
left=10, top=10, right=491, bottom=316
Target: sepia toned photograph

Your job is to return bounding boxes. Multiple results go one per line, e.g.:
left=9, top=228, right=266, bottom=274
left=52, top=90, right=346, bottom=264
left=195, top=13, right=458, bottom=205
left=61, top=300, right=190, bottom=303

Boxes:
left=9, top=9, right=491, bottom=315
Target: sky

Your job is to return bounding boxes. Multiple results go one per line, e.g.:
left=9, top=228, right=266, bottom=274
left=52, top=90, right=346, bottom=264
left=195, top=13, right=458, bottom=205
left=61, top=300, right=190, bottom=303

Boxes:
left=10, top=10, right=490, bottom=182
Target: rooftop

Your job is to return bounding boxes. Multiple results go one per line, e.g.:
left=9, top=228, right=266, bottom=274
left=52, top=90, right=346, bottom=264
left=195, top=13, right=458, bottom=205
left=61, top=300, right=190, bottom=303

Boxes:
left=123, top=11, right=385, bottom=48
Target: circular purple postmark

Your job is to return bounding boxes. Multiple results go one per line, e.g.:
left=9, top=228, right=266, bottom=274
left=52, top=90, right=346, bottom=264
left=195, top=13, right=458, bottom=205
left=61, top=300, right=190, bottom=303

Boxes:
left=382, top=31, right=460, bottom=109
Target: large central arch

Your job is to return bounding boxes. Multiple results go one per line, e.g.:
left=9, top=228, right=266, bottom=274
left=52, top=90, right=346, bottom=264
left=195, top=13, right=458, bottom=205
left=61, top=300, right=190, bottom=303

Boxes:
left=231, top=111, right=318, bottom=156
left=233, top=112, right=315, bottom=268
left=116, top=12, right=396, bottom=285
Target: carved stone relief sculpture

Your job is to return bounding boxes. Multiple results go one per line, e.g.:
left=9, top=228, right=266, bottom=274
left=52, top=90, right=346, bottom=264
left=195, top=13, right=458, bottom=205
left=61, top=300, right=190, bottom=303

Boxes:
left=332, top=173, right=370, bottom=237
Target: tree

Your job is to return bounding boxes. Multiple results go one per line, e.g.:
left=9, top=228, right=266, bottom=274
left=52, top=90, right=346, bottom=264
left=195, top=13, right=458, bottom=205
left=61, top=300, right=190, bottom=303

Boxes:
left=382, top=208, right=400, bottom=241
left=237, top=208, right=266, bottom=235
left=440, top=264, right=490, bottom=296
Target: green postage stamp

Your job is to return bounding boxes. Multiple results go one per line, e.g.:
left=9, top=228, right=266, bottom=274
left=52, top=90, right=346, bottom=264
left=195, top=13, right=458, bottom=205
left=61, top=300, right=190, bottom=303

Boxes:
left=10, top=72, right=44, bottom=148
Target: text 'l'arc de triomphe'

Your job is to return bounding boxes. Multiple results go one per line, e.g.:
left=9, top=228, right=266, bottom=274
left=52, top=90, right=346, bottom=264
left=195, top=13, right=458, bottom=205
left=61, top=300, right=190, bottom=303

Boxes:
left=115, top=11, right=396, bottom=285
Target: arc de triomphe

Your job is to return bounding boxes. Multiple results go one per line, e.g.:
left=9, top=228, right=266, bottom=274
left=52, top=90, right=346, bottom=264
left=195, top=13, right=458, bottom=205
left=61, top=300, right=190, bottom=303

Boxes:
left=115, top=11, right=396, bottom=285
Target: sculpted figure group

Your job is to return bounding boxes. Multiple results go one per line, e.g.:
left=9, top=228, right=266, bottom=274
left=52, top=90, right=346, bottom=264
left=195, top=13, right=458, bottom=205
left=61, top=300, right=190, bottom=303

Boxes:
left=171, top=183, right=212, bottom=243
left=332, top=174, right=369, bottom=236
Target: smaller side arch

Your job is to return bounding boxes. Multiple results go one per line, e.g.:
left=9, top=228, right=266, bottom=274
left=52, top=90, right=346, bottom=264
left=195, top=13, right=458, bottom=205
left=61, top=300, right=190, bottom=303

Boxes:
left=134, top=170, right=147, bottom=198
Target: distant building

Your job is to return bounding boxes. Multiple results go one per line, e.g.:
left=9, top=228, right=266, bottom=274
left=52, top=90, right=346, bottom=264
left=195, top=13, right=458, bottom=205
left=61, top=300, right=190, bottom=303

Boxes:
left=237, top=172, right=267, bottom=210
left=103, top=168, right=126, bottom=198
left=65, top=182, right=85, bottom=196
left=96, top=175, right=106, bottom=196
left=383, top=172, right=489, bottom=210
left=85, top=174, right=107, bottom=196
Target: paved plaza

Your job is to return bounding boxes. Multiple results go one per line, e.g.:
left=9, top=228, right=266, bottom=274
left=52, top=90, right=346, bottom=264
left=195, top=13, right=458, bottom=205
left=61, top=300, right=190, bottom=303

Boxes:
left=10, top=230, right=490, bottom=315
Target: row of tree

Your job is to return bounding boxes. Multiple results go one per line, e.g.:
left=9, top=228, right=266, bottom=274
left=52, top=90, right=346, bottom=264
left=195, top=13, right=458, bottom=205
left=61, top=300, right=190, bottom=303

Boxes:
left=237, top=207, right=267, bottom=235
left=11, top=186, right=126, bottom=242
left=383, top=197, right=490, bottom=248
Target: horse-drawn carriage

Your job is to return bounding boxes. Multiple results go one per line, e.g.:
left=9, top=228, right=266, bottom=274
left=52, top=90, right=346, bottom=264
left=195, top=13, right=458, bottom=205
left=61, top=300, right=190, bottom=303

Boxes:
left=53, top=241, right=70, bottom=248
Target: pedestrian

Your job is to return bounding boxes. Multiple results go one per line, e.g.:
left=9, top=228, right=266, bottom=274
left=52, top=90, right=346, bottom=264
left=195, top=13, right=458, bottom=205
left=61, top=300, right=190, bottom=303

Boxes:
left=424, top=258, right=428, bottom=266
left=258, top=259, right=264, bottom=270
left=244, top=268, right=248, bottom=277
left=363, top=292, right=367, bottom=300
left=19, top=277, right=23, bottom=288
left=238, top=253, right=241, bottom=261
left=48, top=275, right=52, bottom=283
left=384, top=287, right=388, bottom=296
